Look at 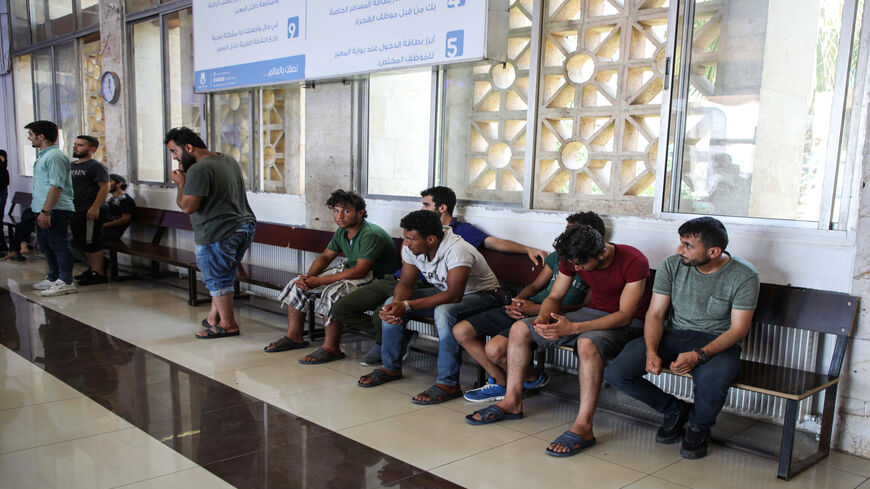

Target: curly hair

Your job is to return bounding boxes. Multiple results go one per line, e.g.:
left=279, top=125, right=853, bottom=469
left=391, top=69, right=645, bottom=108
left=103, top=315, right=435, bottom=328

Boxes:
left=163, top=127, right=207, bottom=149
left=400, top=210, right=444, bottom=240
left=678, top=216, right=728, bottom=250
left=553, top=224, right=605, bottom=264
left=565, top=211, right=605, bottom=237
left=420, top=186, right=457, bottom=215
left=326, top=189, right=367, bottom=218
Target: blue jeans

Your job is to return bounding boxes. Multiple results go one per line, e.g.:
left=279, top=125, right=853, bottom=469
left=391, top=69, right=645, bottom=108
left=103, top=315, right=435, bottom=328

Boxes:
left=36, top=209, right=75, bottom=284
left=194, top=222, right=255, bottom=296
left=381, top=288, right=501, bottom=386
left=604, top=329, right=741, bottom=430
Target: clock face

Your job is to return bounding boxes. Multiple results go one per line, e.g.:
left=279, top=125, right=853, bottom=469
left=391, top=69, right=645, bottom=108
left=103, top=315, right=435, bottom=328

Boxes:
left=101, top=72, right=119, bottom=103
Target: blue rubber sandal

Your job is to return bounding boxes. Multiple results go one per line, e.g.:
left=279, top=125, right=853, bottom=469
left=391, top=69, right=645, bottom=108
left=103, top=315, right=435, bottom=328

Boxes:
left=523, top=369, right=550, bottom=391
left=465, top=405, right=524, bottom=425
left=545, top=431, right=596, bottom=457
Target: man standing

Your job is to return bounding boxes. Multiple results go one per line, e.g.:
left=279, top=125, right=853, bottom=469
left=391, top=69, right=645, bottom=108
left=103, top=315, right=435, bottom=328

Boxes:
left=332, top=186, right=546, bottom=367
left=26, top=121, right=77, bottom=297
left=264, top=189, right=397, bottom=364
left=99, top=174, right=137, bottom=241
left=605, top=217, right=759, bottom=459
left=358, top=210, right=501, bottom=405
left=69, top=136, right=110, bottom=285
left=466, top=224, right=651, bottom=461
left=166, top=127, right=257, bottom=338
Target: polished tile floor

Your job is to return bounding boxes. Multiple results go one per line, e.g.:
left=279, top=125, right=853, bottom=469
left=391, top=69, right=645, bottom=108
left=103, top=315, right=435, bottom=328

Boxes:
left=2, top=258, right=870, bottom=489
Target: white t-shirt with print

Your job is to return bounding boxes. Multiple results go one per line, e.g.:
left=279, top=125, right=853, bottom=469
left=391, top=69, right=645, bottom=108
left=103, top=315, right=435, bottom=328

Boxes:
left=401, top=226, right=499, bottom=294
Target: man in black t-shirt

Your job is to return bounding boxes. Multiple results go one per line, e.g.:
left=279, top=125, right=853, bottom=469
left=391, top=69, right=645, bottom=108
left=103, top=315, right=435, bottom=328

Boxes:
left=69, top=135, right=109, bottom=285
left=100, top=174, right=136, bottom=241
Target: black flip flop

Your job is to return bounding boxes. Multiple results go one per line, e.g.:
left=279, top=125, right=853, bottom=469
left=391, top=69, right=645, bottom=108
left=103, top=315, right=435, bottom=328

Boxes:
left=264, top=336, right=310, bottom=353
left=298, top=347, right=346, bottom=365
left=358, top=368, right=402, bottom=387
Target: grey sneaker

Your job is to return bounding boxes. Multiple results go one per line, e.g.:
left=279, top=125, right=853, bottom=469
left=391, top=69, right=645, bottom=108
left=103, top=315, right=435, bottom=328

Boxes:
left=40, top=281, right=77, bottom=297
left=360, top=344, right=382, bottom=367
left=32, top=278, right=57, bottom=290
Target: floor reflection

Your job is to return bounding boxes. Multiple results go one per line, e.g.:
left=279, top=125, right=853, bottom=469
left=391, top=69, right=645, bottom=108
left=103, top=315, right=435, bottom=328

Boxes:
left=1, top=288, right=463, bottom=489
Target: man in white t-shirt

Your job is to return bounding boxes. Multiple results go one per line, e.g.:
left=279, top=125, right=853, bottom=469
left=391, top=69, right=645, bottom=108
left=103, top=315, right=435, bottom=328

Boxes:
left=358, top=210, right=501, bottom=404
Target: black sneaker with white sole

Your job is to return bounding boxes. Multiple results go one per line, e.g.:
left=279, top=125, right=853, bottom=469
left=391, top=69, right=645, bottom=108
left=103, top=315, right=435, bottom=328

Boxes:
left=360, top=344, right=382, bottom=367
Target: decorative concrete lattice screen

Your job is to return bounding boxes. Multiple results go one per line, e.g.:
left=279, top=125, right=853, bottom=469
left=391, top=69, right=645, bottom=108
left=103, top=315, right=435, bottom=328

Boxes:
left=262, top=88, right=287, bottom=193
left=83, top=43, right=106, bottom=163
left=260, top=86, right=304, bottom=195
left=215, top=91, right=252, bottom=186
left=535, top=0, right=668, bottom=215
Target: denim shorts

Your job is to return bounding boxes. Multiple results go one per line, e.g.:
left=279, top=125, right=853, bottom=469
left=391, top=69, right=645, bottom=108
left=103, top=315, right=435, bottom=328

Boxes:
left=195, top=222, right=255, bottom=296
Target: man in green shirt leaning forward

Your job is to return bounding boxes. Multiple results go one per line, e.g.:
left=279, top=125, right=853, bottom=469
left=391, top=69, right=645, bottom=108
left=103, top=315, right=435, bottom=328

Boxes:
left=265, top=189, right=398, bottom=364
left=605, top=216, right=760, bottom=460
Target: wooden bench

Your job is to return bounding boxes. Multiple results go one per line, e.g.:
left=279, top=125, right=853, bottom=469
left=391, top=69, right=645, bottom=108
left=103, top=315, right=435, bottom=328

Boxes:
left=3, top=192, right=32, bottom=247
left=553, top=281, right=858, bottom=480
left=103, top=208, right=204, bottom=305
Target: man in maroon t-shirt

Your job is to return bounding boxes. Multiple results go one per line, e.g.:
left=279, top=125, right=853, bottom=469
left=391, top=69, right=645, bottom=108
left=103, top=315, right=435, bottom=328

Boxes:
left=465, top=224, right=652, bottom=458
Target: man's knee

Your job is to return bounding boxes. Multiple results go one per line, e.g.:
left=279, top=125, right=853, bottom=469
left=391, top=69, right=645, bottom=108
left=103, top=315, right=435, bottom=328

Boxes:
left=508, top=320, right=532, bottom=341
left=576, top=337, right=601, bottom=362
left=452, top=320, right=475, bottom=343
left=485, top=336, right=507, bottom=363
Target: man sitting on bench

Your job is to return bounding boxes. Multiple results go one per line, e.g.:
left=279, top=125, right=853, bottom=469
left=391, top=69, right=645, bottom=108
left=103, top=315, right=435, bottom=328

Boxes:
left=265, top=189, right=398, bottom=363
left=331, top=186, right=547, bottom=369
left=466, top=224, right=651, bottom=461
left=604, top=217, right=759, bottom=460
left=454, top=211, right=604, bottom=402
left=358, top=210, right=501, bottom=404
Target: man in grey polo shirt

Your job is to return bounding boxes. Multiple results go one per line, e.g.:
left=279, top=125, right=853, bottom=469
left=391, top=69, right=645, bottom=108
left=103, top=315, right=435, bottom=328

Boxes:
left=166, top=127, right=257, bottom=339
left=605, top=217, right=760, bottom=459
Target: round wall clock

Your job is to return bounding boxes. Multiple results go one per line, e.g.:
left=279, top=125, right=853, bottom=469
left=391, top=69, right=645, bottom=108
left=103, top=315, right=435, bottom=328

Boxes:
left=100, top=71, right=120, bottom=104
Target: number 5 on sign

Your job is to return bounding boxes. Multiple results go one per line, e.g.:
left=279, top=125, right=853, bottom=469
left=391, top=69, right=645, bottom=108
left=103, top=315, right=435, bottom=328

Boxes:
left=445, top=30, right=464, bottom=58
left=447, top=0, right=466, bottom=6
left=287, top=17, right=300, bottom=39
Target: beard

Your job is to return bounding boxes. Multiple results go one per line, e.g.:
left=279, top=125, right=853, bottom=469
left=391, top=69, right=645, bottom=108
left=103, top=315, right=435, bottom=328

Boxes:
left=72, top=149, right=89, bottom=159
left=180, top=150, right=196, bottom=172
left=679, top=255, right=711, bottom=267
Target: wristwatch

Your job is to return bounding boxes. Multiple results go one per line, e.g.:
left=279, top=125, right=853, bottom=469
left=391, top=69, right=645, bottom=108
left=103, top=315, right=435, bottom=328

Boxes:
left=40, top=209, right=50, bottom=214
left=403, top=300, right=412, bottom=312
left=694, top=348, right=710, bottom=364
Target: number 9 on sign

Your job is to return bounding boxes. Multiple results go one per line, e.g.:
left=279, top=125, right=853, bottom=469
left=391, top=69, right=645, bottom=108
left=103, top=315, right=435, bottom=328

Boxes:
left=445, top=30, right=464, bottom=58
left=288, top=17, right=299, bottom=38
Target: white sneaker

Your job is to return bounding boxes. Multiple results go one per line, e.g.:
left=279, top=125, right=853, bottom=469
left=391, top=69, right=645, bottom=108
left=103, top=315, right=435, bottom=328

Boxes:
left=40, top=281, right=77, bottom=297
left=32, top=279, right=56, bottom=290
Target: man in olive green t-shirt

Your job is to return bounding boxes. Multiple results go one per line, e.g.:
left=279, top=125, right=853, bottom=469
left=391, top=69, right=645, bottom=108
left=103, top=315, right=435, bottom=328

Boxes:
left=265, top=189, right=398, bottom=364
left=605, top=217, right=760, bottom=460
left=167, top=127, right=257, bottom=339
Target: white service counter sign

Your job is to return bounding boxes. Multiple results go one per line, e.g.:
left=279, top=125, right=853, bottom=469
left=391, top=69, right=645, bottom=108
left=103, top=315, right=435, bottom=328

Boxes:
left=193, top=0, right=505, bottom=92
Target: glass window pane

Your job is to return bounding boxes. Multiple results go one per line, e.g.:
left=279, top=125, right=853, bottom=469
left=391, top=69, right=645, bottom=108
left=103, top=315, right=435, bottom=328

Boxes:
left=367, top=69, right=432, bottom=197
left=668, top=0, right=845, bottom=221
left=166, top=9, right=204, bottom=134
left=78, top=0, right=100, bottom=30
left=30, top=0, right=49, bottom=43
left=132, top=18, right=165, bottom=182
left=126, top=0, right=158, bottom=14
left=48, top=0, right=75, bottom=37
left=33, top=48, right=55, bottom=121
left=55, top=41, right=81, bottom=155
left=212, top=91, right=253, bottom=187
left=10, top=0, right=31, bottom=50
left=82, top=37, right=106, bottom=162
left=13, top=55, right=37, bottom=177
left=442, top=0, right=538, bottom=204
left=260, top=85, right=305, bottom=194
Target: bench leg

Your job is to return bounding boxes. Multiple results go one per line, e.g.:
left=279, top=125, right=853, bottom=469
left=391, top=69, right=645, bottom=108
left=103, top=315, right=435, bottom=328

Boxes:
left=778, top=385, right=838, bottom=480
left=778, top=399, right=799, bottom=479
left=306, top=298, right=317, bottom=340
left=187, top=267, right=198, bottom=306
left=109, top=250, right=119, bottom=282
